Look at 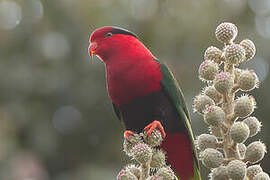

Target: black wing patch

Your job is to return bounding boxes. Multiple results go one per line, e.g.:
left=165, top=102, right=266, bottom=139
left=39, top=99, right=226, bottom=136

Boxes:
left=110, top=27, right=138, bottom=38
left=112, top=103, right=121, bottom=120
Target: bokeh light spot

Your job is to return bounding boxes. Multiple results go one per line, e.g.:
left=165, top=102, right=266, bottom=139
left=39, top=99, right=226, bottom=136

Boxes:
left=53, top=106, right=82, bottom=134
left=41, top=32, right=70, bottom=60
left=221, top=0, right=247, bottom=17
left=248, top=0, right=270, bottom=15
left=26, top=0, right=44, bottom=23
left=0, top=0, right=22, bottom=30
left=255, top=15, right=270, bottom=38
left=127, top=0, right=158, bottom=21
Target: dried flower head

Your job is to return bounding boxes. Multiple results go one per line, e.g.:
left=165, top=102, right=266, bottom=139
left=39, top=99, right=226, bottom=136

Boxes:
left=117, top=169, right=138, bottom=180
left=203, top=86, right=223, bottom=104
left=204, top=46, right=223, bottom=64
left=224, top=44, right=246, bottom=65
left=210, top=166, right=229, bottom=180
left=230, top=122, right=250, bottom=143
left=243, top=116, right=262, bottom=137
left=214, top=72, right=234, bottom=94
left=123, top=134, right=143, bottom=156
left=227, top=160, right=247, bottom=180
left=125, top=164, right=141, bottom=179
left=143, top=129, right=163, bottom=147
left=238, top=70, right=259, bottom=91
left=254, top=172, right=270, bottom=180
left=247, top=165, right=263, bottom=180
left=234, top=95, right=256, bottom=118
left=240, top=39, right=256, bottom=62
left=199, top=60, right=219, bottom=81
left=245, top=141, right=267, bottom=164
left=215, top=22, right=238, bottom=44
left=196, top=134, right=218, bottom=151
left=204, top=105, right=226, bottom=126
left=193, top=94, right=215, bottom=114
left=150, top=149, right=166, bottom=169
left=156, top=167, right=175, bottom=180
left=200, top=148, right=224, bottom=168
left=131, top=143, right=152, bottom=164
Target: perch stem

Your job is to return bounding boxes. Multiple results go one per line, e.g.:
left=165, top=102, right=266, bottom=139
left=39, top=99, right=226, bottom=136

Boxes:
left=140, top=162, right=150, bottom=180
left=221, top=62, right=241, bottom=159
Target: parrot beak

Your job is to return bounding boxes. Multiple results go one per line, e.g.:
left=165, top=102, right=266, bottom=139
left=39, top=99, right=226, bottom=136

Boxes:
left=88, top=42, right=97, bottom=58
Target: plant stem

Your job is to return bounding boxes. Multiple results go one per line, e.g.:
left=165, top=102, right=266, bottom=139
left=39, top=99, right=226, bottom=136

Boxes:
left=222, top=62, right=241, bottom=159
left=140, top=162, right=150, bottom=180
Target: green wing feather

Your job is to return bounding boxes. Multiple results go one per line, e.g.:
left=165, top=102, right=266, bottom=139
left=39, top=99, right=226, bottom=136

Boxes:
left=112, top=103, right=121, bottom=120
left=111, top=58, right=201, bottom=179
left=154, top=59, right=201, bottom=180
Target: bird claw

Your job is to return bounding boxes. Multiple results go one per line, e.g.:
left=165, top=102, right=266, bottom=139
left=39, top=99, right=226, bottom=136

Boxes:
left=124, top=130, right=135, bottom=139
left=144, top=120, right=166, bottom=138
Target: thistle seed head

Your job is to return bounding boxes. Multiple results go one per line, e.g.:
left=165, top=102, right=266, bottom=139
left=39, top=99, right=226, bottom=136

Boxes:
left=123, top=134, right=143, bottom=156
left=196, top=134, right=218, bottom=151
left=214, top=72, right=234, bottom=94
left=225, top=44, right=246, bottom=65
left=210, top=166, right=229, bottom=180
left=238, top=70, right=259, bottom=91
left=117, top=169, right=138, bottom=180
left=199, top=60, right=219, bottom=81
left=243, top=116, right=262, bottom=137
left=230, top=122, right=250, bottom=143
left=125, top=164, right=141, bottom=179
left=156, top=167, right=175, bottom=180
left=204, top=105, right=226, bottom=126
left=240, top=39, right=256, bottom=62
left=234, top=95, right=256, bottom=118
left=204, top=46, right=223, bottom=64
left=131, top=143, right=152, bottom=164
left=143, top=129, right=163, bottom=147
left=203, top=86, right=223, bottom=104
left=245, top=141, right=267, bottom=164
left=150, top=149, right=166, bottom=169
left=227, top=160, right=247, bottom=180
left=215, top=22, right=238, bottom=44
left=200, top=148, right=224, bottom=168
left=247, top=165, right=263, bottom=180
left=193, top=94, right=215, bottom=114
left=254, top=172, right=270, bottom=180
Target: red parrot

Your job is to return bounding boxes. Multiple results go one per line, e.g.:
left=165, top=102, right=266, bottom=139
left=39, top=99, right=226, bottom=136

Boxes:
left=88, top=26, right=201, bottom=180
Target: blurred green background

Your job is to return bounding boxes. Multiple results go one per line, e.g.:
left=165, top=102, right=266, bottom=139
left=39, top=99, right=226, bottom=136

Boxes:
left=0, top=0, right=269, bottom=179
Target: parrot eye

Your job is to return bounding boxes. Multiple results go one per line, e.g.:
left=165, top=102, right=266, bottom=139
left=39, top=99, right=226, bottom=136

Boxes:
left=105, top=32, right=113, bottom=38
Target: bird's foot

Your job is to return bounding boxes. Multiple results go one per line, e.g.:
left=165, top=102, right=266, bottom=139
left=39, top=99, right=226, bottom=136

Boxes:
left=124, top=130, right=135, bottom=139
left=144, top=120, right=166, bottom=138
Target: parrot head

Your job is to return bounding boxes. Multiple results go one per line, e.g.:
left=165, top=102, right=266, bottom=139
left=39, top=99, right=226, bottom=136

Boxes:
left=88, top=26, right=138, bottom=61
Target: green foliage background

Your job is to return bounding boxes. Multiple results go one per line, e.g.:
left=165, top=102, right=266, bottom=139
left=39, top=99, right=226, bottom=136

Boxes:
left=0, top=0, right=269, bottom=179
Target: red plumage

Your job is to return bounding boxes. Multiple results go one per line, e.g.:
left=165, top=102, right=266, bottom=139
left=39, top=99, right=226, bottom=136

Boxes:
left=105, top=41, right=162, bottom=105
left=90, top=27, right=162, bottom=105
left=89, top=26, right=199, bottom=180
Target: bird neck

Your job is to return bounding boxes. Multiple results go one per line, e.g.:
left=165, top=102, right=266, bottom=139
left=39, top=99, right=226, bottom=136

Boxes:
left=104, top=41, right=162, bottom=106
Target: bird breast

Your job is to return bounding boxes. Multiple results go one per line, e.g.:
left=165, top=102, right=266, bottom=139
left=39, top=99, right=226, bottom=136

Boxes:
left=106, top=60, right=162, bottom=106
